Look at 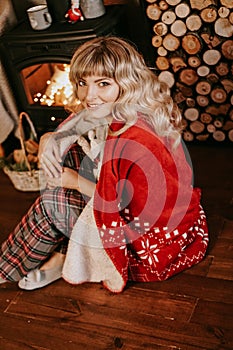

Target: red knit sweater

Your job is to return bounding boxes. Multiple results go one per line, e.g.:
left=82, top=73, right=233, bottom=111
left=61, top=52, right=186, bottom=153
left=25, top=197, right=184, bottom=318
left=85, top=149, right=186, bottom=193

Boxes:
left=93, top=117, right=209, bottom=290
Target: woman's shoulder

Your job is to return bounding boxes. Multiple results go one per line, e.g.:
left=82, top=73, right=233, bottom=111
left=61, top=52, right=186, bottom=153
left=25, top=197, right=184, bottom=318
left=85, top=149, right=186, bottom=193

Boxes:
left=121, top=116, right=162, bottom=145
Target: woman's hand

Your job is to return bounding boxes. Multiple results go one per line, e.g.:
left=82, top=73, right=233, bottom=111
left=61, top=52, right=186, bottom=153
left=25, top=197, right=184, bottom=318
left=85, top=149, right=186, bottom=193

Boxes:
left=45, top=168, right=77, bottom=189
left=46, top=167, right=96, bottom=198
left=38, top=132, right=62, bottom=178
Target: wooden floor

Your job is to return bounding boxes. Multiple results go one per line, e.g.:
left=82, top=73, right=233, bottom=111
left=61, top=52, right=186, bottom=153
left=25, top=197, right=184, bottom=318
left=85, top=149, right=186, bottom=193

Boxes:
left=0, top=143, right=232, bottom=350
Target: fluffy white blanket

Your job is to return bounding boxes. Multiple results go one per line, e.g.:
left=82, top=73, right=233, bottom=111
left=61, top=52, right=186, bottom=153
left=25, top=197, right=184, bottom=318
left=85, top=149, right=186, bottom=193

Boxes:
left=62, top=198, right=124, bottom=292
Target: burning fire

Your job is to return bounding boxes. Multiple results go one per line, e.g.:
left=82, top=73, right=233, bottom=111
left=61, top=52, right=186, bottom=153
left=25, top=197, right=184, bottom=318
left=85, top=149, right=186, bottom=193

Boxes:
left=33, top=64, right=73, bottom=106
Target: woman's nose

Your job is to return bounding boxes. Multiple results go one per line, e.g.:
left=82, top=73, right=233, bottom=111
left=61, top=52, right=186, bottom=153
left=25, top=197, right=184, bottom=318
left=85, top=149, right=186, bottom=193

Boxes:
left=85, top=85, right=97, bottom=101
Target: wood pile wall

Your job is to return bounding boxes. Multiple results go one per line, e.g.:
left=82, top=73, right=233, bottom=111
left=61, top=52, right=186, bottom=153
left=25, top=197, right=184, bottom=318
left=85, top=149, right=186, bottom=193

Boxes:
left=145, top=0, right=233, bottom=142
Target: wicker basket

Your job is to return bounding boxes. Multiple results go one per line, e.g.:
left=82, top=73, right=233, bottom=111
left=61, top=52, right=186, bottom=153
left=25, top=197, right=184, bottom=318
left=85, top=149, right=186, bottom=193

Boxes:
left=3, top=112, right=46, bottom=192
left=3, top=166, right=46, bottom=192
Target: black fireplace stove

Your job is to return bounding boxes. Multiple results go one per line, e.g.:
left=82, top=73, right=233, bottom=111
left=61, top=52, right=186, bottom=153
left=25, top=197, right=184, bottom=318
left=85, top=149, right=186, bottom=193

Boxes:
left=0, top=5, right=128, bottom=135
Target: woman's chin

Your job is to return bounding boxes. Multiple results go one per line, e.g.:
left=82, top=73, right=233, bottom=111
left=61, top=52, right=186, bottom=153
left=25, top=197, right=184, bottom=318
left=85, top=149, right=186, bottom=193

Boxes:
left=86, top=103, right=112, bottom=119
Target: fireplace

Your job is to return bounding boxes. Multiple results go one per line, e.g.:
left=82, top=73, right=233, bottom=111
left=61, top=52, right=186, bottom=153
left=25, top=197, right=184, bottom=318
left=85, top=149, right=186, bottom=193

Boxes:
left=0, top=5, right=128, bottom=136
left=21, top=63, right=73, bottom=107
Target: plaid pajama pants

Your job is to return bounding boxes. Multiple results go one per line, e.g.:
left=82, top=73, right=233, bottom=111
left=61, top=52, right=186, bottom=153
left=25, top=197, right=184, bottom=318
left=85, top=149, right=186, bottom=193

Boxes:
left=0, top=143, right=96, bottom=281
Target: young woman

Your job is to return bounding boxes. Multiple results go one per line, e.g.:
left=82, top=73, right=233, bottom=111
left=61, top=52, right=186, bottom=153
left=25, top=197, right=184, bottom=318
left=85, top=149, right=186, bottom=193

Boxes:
left=0, top=36, right=209, bottom=293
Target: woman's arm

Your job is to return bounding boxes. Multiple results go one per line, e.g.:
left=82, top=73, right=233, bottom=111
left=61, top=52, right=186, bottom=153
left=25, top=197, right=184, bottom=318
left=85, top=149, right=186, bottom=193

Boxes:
left=38, top=132, right=62, bottom=177
left=39, top=109, right=110, bottom=178
left=62, top=168, right=96, bottom=198
left=46, top=167, right=96, bottom=198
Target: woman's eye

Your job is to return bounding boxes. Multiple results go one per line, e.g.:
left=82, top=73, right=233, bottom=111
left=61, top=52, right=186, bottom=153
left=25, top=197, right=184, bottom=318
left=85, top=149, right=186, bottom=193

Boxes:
left=99, top=81, right=110, bottom=87
left=78, top=80, right=86, bottom=87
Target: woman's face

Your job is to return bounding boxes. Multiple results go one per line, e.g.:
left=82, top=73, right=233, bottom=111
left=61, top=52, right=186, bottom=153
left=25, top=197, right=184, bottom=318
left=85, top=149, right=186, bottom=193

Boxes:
left=77, top=75, right=120, bottom=111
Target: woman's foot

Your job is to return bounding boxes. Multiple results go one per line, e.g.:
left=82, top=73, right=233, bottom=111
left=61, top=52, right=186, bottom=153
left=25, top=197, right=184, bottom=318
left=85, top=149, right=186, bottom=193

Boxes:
left=39, top=251, right=65, bottom=271
left=18, top=252, right=65, bottom=290
left=18, top=265, right=63, bottom=290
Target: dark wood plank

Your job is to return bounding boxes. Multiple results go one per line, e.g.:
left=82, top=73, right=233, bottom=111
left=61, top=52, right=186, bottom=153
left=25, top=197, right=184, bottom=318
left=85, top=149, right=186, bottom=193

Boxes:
left=207, top=257, right=233, bottom=280
left=0, top=291, right=228, bottom=350
left=0, top=170, right=38, bottom=239
left=130, top=275, right=233, bottom=304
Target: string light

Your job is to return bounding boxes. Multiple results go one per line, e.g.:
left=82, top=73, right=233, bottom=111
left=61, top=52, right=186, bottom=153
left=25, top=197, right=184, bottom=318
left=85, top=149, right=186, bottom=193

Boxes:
left=33, top=64, right=74, bottom=106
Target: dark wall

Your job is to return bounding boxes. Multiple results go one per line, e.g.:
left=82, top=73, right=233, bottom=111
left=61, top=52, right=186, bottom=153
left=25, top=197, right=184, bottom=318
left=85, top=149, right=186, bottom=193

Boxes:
left=11, top=0, right=46, bottom=21
left=126, top=0, right=155, bottom=65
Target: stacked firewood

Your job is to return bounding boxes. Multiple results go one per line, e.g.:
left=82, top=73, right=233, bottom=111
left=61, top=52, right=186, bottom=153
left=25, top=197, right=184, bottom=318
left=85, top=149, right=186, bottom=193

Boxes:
left=146, top=0, right=233, bottom=142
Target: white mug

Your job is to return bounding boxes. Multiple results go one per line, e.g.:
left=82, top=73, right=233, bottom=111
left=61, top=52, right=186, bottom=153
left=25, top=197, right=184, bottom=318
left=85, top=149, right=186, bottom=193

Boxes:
left=80, top=0, right=105, bottom=19
left=27, top=5, right=52, bottom=30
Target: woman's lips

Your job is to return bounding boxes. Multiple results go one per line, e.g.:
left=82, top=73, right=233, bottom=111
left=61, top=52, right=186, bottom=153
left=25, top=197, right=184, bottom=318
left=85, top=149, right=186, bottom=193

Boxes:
left=86, top=103, right=103, bottom=110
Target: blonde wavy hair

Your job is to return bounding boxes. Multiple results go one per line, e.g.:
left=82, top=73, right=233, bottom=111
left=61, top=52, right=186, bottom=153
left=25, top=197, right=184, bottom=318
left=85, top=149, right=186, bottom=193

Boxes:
left=68, top=36, right=183, bottom=147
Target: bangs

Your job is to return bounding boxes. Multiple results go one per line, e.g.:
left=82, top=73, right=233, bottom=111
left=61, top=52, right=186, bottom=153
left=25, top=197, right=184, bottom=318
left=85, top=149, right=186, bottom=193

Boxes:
left=70, top=48, right=116, bottom=81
